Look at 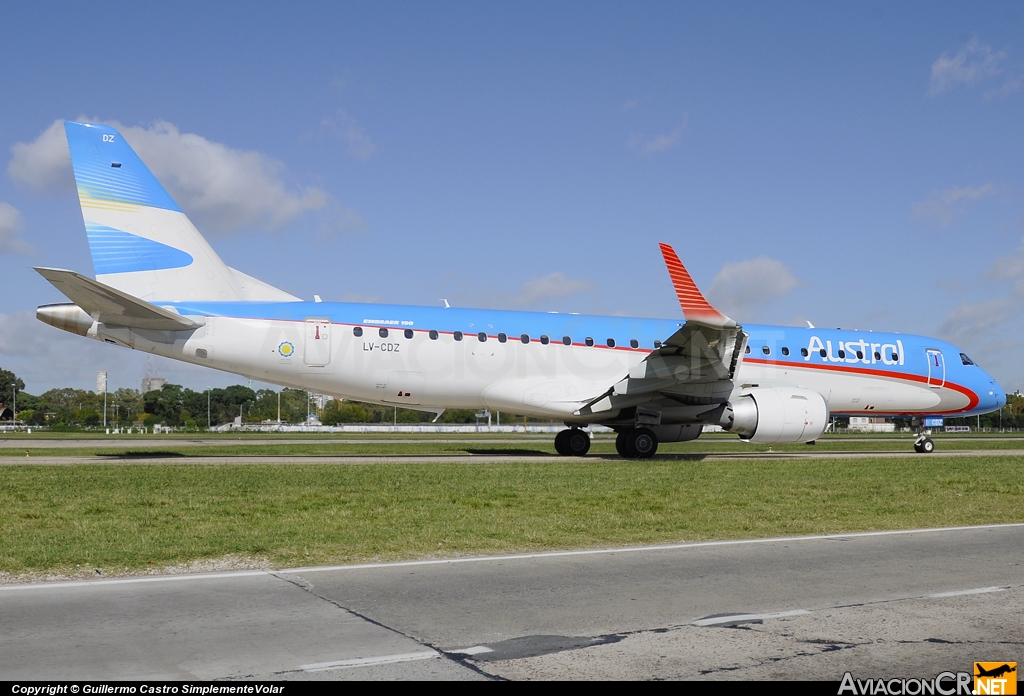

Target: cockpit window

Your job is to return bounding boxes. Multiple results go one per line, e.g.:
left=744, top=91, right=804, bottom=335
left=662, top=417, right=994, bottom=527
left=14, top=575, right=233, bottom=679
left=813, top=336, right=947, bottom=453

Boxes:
left=960, top=352, right=975, bottom=366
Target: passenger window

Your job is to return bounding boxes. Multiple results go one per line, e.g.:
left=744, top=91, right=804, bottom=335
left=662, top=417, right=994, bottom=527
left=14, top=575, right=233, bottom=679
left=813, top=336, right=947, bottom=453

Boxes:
left=521, top=334, right=530, bottom=344
left=404, top=329, right=414, bottom=339
left=745, top=345, right=751, bottom=354
left=353, top=326, right=363, bottom=337
left=540, top=335, right=550, bottom=345
left=379, top=328, right=389, bottom=338
left=781, top=347, right=790, bottom=356
left=654, top=340, right=662, bottom=349
left=429, top=330, right=438, bottom=340
left=562, top=336, right=571, bottom=346
left=856, top=350, right=863, bottom=360
left=762, top=346, right=770, bottom=356
left=800, top=348, right=808, bottom=357
left=874, top=351, right=881, bottom=361
left=629, top=339, right=639, bottom=349
left=585, top=337, right=594, bottom=347
left=960, top=352, right=974, bottom=366
left=606, top=338, right=616, bottom=348
left=478, top=332, right=487, bottom=342
left=838, top=349, right=846, bottom=359
left=454, top=331, right=463, bottom=341
left=891, top=352, right=899, bottom=361
left=498, top=333, right=507, bottom=343
left=819, top=349, right=827, bottom=358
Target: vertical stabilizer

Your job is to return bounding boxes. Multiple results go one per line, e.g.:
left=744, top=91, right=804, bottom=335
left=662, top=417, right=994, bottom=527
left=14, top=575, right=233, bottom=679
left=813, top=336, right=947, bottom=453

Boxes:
left=64, top=121, right=298, bottom=302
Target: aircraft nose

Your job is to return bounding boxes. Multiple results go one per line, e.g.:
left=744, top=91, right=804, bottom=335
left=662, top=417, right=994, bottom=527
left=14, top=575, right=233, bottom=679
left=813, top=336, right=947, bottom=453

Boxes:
left=988, top=378, right=1006, bottom=410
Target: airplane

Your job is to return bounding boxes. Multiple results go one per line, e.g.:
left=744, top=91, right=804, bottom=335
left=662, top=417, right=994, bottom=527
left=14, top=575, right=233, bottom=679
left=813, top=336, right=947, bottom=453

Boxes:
left=35, top=121, right=1007, bottom=457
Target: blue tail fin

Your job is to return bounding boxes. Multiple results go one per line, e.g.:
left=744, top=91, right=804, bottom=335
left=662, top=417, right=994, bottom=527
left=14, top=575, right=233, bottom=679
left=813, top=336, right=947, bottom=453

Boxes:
left=64, top=121, right=298, bottom=302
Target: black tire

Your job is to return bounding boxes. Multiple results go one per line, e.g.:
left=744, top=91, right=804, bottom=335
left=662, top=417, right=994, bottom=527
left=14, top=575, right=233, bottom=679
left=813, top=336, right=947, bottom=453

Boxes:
left=615, top=430, right=633, bottom=458
left=554, top=429, right=572, bottom=456
left=920, top=438, right=935, bottom=454
left=566, top=429, right=591, bottom=456
left=626, top=427, right=658, bottom=459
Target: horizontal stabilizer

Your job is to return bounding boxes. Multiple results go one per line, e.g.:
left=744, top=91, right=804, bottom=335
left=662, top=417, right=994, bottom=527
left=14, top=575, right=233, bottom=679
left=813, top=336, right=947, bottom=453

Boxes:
left=659, top=243, right=736, bottom=329
left=34, top=267, right=199, bottom=331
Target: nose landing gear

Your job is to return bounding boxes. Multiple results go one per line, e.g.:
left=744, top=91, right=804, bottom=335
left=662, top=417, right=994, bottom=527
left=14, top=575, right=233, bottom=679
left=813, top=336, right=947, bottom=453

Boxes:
left=911, top=417, right=936, bottom=454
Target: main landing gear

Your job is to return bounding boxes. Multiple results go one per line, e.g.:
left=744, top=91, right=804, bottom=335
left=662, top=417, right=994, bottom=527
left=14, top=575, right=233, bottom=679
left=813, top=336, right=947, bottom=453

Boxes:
left=554, top=428, right=591, bottom=456
left=615, top=427, right=659, bottom=459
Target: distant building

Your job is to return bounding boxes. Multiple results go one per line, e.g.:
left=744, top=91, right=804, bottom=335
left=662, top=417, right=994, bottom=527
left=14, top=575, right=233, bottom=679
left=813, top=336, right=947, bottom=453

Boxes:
left=848, top=416, right=894, bottom=433
left=141, top=377, right=167, bottom=394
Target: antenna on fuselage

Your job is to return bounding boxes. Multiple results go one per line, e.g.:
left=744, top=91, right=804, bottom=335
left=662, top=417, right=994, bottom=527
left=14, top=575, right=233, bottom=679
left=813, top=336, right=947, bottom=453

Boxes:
left=440, top=299, right=451, bottom=308
left=806, top=321, right=815, bottom=329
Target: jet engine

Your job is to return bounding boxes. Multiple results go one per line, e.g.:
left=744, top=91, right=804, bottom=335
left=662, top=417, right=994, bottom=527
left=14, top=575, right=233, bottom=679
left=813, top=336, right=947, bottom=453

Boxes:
left=719, top=387, right=829, bottom=443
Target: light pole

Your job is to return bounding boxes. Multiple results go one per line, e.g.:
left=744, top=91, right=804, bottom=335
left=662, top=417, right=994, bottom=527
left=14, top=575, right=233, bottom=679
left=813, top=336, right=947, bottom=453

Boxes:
left=10, top=384, right=15, bottom=425
left=206, top=387, right=211, bottom=429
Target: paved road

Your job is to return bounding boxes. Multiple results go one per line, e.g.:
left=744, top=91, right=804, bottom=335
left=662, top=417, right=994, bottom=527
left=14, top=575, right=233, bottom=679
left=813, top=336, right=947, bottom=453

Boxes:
left=2, top=524, right=1022, bottom=680
left=2, top=450, right=1024, bottom=466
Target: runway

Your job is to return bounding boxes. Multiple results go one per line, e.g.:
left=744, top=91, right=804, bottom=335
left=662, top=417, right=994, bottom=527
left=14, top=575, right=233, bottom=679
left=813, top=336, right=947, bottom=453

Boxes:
left=3, top=450, right=1024, bottom=466
left=2, top=524, right=1022, bottom=680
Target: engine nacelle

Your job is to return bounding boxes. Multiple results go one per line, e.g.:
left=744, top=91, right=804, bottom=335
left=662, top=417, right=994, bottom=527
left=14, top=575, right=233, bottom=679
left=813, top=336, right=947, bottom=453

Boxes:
left=719, top=387, right=829, bottom=444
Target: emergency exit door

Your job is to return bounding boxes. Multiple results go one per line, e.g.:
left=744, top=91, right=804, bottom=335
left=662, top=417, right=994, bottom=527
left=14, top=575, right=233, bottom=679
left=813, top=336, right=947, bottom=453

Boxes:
left=304, top=319, right=331, bottom=366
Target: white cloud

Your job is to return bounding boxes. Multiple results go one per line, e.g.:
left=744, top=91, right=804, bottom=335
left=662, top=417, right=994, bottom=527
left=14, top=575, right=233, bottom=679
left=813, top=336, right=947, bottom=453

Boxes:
left=913, top=184, right=996, bottom=227
left=321, top=109, right=376, bottom=160
left=705, top=257, right=800, bottom=319
left=628, top=114, right=688, bottom=155
left=938, top=297, right=1012, bottom=345
left=991, top=236, right=1024, bottom=295
left=0, top=203, right=32, bottom=254
left=9, top=118, right=336, bottom=235
left=8, top=121, right=75, bottom=192
left=929, top=38, right=1012, bottom=96
left=629, top=130, right=681, bottom=155
left=0, top=311, right=54, bottom=357
left=513, top=272, right=594, bottom=308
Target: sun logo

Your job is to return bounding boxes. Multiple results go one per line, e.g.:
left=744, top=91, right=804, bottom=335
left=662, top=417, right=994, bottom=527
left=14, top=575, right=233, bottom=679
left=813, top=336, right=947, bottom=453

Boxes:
left=278, top=341, right=295, bottom=357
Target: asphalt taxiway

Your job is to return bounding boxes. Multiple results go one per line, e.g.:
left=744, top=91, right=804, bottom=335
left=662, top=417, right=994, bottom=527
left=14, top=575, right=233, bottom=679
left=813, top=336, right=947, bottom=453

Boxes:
left=2, top=523, right=1022, bottom=680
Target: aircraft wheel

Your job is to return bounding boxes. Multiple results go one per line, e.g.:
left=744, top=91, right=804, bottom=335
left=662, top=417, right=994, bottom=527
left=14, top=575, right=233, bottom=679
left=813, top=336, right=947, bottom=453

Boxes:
left=914, top=438, right=935, bottom=454
left=615, top=430, right=633, bottom=458
left=565, top=429, right=591, bottom=456
left=625, top=427, right=659, bottom=459
left=554, top=429, right=572, bottom=456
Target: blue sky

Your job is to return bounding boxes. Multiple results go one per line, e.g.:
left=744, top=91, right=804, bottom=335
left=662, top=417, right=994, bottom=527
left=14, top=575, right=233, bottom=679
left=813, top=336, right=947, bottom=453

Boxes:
left=1, top=2, right=1023, bottom=394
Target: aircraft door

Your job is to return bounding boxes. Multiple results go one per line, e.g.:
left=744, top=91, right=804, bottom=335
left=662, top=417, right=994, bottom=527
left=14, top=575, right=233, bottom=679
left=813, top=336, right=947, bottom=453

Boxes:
left=926, top=349, right=945, bottom=388
left=304, top=319, right=332, bottom=367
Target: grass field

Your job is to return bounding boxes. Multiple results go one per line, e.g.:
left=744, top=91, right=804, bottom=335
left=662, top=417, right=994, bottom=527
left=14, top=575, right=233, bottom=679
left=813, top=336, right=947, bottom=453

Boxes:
left=1, top=449, right=1022, bottom=578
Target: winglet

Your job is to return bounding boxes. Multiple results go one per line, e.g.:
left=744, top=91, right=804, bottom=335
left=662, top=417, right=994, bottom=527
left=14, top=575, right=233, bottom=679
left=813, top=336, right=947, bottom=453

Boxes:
left=658, top=243, right=736, bottom=328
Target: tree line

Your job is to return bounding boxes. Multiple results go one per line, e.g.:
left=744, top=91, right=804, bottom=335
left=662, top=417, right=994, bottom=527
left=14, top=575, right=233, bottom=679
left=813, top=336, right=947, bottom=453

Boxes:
left=0, top=367, right=505, bottom=428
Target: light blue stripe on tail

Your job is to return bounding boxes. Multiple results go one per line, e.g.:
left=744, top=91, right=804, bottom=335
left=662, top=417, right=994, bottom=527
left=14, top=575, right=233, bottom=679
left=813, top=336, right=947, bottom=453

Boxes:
left=86, top=224, right=193, bottom=274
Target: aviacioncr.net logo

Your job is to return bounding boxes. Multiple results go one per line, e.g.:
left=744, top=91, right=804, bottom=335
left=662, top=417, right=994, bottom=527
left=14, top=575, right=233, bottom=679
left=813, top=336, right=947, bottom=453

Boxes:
left=839, top=671, right=973, bottom=695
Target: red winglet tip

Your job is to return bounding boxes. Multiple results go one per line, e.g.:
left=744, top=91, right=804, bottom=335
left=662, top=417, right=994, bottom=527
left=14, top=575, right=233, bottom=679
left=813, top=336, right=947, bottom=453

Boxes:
left=658, top=243, right=734, bottom=327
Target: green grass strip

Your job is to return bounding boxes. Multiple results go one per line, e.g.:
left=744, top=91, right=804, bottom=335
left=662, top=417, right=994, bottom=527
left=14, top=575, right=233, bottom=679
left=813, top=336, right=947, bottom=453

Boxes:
left=1, top=456, right=1022, bottom=575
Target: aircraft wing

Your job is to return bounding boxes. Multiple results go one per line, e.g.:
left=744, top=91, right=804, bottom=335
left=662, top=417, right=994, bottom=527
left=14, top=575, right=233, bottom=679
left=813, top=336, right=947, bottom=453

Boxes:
left=577, top=244, right=747, bottom=417
left=35, top=267, right=200, bottom=331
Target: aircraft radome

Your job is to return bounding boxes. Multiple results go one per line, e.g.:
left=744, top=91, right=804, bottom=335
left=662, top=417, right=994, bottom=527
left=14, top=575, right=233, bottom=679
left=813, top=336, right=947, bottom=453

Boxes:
left=36, top=122, right=1007, bottom=457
